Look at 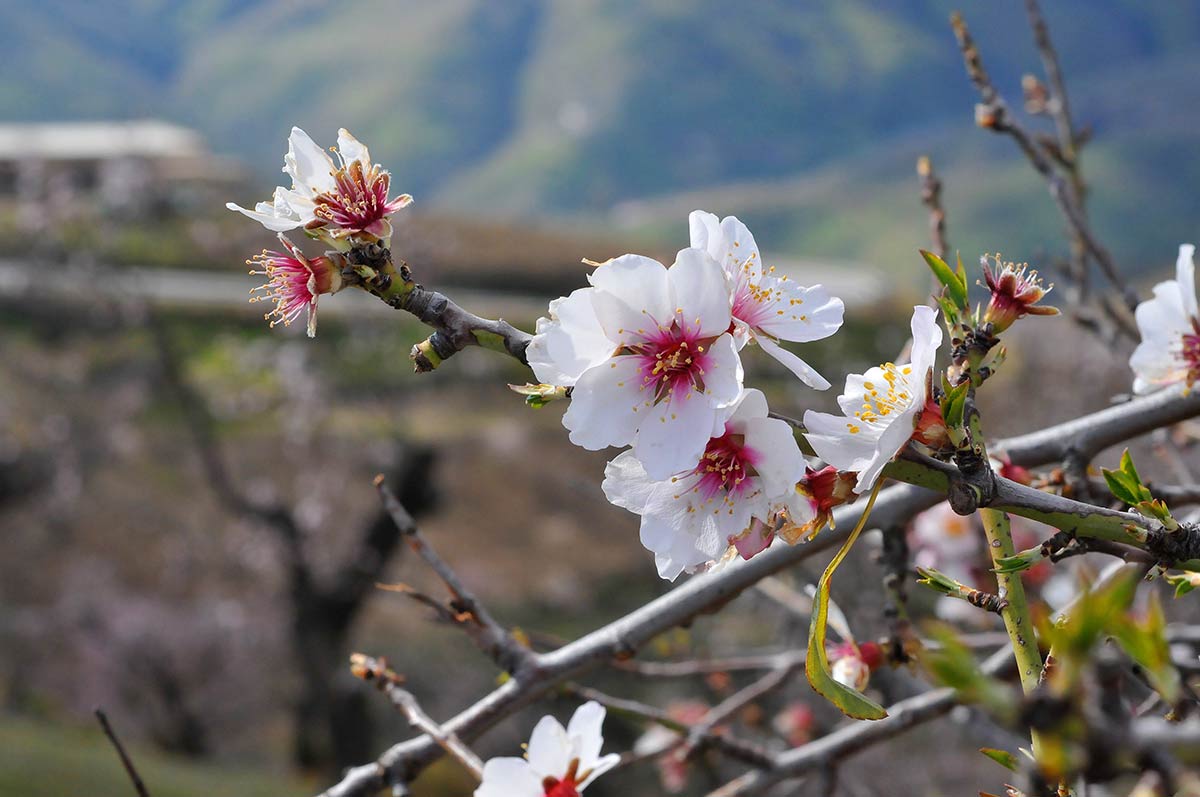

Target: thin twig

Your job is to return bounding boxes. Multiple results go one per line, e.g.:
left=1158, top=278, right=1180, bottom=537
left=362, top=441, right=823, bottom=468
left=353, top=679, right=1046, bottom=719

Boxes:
left=374, top=475, right=529, bottom=673
left=950, top=12, right=1138, bottom=338
left=917, top=155, right=949, bottom=261
left=94, top=709, right=151, bottom=797
left=564, top=684, right=775, bottom=769
left=351, top=654, right=484, bottom=780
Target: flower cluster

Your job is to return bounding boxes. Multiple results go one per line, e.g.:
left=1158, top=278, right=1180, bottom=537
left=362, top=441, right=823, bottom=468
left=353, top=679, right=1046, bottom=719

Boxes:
left=228, top=128, right=414, bottom=336
left=228, top=127, right=412, bottom=247
left=476, top=701, right=618, bottom=797
left=531, top=214, right=848, bottom=578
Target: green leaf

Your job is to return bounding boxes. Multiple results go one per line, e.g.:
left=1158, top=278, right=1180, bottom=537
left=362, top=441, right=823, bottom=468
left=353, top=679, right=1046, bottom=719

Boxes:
left=1101, top=467, right=1141, bottom=507
left=1166, top=571, right=1200, bottom=598
left=806, top=487, right=888, bottom=721
left=979, top=747, right=1019, bottom=772
left=1119, top=448, right=1142, bottom=485
left=921, top=249, right=967, bottom=309
left=993, top=546, right=1042, bottom=574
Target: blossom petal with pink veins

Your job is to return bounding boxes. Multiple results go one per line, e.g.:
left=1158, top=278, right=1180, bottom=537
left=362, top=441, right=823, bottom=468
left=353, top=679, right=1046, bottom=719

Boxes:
left=528, top=288, right=615, bottom=386
left=336, top=128, right=371, bottom=171
left=640, top=515, right=719, bottom=581
left=741, top=416, right=805, bottom=496
left=475, top=757, right=542, bottom=797
left=634, top=386, right=723, bottom=481
left=753, top=282, right=844, bottom=343
left=526, top=715, right=571, bottom=777
left=563, top=357, right=646, bottom=451
left=668, top=247, right=733, bottom=338
left=566, top=701, right=607, bottom=771
left=588, top=255, right=673, bottom=344
left=283, top=127, right=336, bottom=196
left=756, top=334, right=831, bottom=391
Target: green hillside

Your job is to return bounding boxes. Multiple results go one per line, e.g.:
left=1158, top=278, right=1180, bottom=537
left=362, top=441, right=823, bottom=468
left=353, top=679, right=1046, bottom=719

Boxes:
left=4, top=1, right=1199, bottom=275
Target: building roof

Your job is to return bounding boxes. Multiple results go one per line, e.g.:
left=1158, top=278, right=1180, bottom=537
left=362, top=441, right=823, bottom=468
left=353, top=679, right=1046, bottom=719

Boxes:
left=0, top=120, right=205, bottom=161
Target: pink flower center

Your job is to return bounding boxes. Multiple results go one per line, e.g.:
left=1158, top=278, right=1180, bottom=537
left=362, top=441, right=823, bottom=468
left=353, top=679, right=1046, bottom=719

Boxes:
left=543, top=779, right=581, bottom=797
left=543, top=759, right=584, bottom=797
left=628, top=323, right=715, bottom=402
left=310, top=159, right=409, bottom=238
left=248, top=249, right=331, bottom=328
left=694, top=429, right=759, bottom=500
left=1182, top=320, right=1200, bottom=385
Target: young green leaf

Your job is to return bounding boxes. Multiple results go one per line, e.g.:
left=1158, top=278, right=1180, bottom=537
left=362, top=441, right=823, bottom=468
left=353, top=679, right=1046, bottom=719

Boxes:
left=806, top=484, right=888, bottom=721
left=921, top=249, right=968, bottom=309
left=979, top=747, right=1019, bottom=772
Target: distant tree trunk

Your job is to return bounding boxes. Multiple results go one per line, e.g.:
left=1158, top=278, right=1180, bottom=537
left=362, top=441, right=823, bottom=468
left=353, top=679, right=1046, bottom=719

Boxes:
left=289, top=445, right=437, bottom=774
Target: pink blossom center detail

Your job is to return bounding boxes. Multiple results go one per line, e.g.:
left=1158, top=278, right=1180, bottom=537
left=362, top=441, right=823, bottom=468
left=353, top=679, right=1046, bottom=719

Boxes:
left=628, top=323, right=716, bottom=402
left=1182, top=319, right=1200, bottom=385
left=310, top=160, right=409, bottom=238
left=543, top=779, right=580, bottom=797
left=694, top=430, right=759, bottom=500
left=248, top=250, right=329, bottom=328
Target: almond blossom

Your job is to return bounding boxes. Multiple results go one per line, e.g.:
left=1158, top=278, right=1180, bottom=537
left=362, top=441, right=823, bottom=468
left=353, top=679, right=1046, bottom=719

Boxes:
left=475, top=701, right=618, bottom=797
left=802, top=305, right=943, bottom=492
left=227, top=127, right=412, bottom=245
left=689, top=211, right=844, bottom=389
left=247, top=233, right=342, bottom=337
left=1130, top=244, right=1200, bottom=394
left=602, top=389, right=809, bottom=580
left=528, top=250, right=744, bottom=479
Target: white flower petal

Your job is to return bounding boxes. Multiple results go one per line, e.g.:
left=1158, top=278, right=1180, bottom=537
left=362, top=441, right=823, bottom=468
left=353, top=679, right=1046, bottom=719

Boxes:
left=284, top=127, right=336, bottom=195
left=563, top=357, right=646, bottom=451
left=756, top=334, right=831, bottom=391
left=688, top=210, right=722, bottom=254
left=526, top=715, right=570, bottom=778
left=907, top=305, right=942, bottom=390
left=578, top=753, right=621, bottom=790
left=741, top=416, right=805, bottom=497
left=1178, top=243, right=1197, bottom=320
left=225, top=200, right=302, bottom=232
left=475, top=757, right=542, bottom=797
left=640, top=515, right=715, bottom=581
left=717, top=215, right=762, bottom=276
left=700, top=333, right=745, bottom=408
left=588, top=255, right=673, bottom=344
left=668, top=247, right=732, bottom=338
left=336, top=128, right=371, bottom=170
left=634, top=387, right=721, bottom=481
left=528, top=288, right=615, bottom=386
left=802, top=409, right=882, bottom=473
left=566, top=702, right=607, bottom=771
left=724, top=387, right=769, bottom=433
left=602, top=451, right=670, bottom=516
left=753, top=282, right=845, bottom=343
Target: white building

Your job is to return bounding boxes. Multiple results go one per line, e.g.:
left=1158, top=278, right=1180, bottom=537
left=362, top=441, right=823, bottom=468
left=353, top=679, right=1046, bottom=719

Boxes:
left=0, top=120, right=242, bottom=218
